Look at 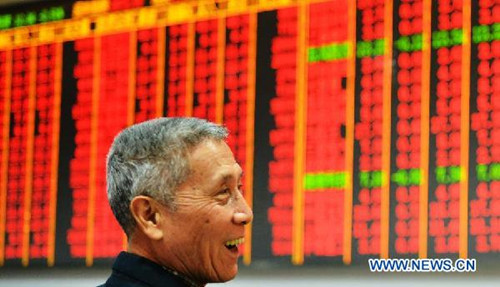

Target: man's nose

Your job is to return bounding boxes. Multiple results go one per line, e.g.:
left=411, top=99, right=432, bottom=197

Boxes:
left=233, top=194, right=253, bottom=225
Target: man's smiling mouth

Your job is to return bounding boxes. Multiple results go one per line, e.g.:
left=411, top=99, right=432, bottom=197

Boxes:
left=224, top=237, right=244, bottom=251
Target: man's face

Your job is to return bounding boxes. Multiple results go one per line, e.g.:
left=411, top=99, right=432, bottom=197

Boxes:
left=157, top=139, right=253, bottom=284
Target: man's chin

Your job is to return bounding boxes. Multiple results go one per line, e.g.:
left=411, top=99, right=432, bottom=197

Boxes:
left=211, top=266, right=238, bottom=283
left=216, top=274, right=237, bottom=283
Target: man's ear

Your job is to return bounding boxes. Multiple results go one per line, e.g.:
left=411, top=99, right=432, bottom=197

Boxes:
left=130, top=196, right=164, bottom=240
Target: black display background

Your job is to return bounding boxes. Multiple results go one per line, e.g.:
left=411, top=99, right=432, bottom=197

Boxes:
left=251, top=10, right=278, bottom=264
left=55, top=41, right=79, bottom=266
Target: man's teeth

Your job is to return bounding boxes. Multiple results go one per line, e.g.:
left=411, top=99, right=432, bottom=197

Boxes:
left=225, top=238, right=244, bottom=247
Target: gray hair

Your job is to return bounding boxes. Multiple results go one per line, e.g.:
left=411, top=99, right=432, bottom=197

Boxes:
left=106, top=117, right=228, bottom=236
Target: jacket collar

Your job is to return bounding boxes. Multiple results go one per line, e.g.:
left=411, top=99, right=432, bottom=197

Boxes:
left=112, top=251, right=201, bottom=287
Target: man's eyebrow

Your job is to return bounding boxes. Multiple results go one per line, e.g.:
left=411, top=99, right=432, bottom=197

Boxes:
left=218, top=170, right=244, bottom=184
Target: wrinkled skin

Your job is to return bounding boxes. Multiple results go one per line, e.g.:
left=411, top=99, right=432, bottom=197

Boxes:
left=150, top=139, right=253, bottom=285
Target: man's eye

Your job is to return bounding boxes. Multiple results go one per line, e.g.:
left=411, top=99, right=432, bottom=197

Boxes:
left=237, top=184, right=244, bottom=193
left=215, top=189, right=231, bottom=203
left=217, top=188, right=230, bottom=196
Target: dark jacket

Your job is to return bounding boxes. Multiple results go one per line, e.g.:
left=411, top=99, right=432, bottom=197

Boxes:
left=98, top=251, right=195, bottom=287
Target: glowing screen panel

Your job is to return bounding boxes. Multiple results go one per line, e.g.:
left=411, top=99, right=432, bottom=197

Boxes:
left=0, top=0, right=496, bottom=267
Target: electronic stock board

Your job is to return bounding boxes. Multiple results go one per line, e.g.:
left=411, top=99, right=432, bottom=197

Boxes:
left=0, top=0, right=499, bottom=268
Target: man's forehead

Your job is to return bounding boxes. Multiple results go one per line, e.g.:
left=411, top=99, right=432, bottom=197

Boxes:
left=180, top=160, right=242, bottom=194
left=189, top=140, right=234, bottom=162
left=187, top=139, right=240, bottom=177
left=194, top=160, right=242, bottom=180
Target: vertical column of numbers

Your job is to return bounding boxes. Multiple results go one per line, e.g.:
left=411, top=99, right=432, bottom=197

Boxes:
left=0, top=50, right=9, bottom=265
left=391, top=0, right=424, bottom=256
left=193, top=20, right=218, bottom=122
left=67, top=38, right=93, bottom=258
left=469, top=0, right=500, bottom=253
left=303, top=0, right=348, bottom=257
left=29, top=44, right=56, bottom=259
left=429, top=0, right=463, bottom=255
left=166, top=24, right=188, bottom=116
left=353, top=0, right=386, bottom=256
left=268, top=8, right=297, bottom=256
left=5, top=48, right=30, bottom=261
left=135, top=28, right=160, bottom=123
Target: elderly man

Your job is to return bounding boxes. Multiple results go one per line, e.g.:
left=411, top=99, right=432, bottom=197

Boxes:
left=99, top=117, right=253, bottom=287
